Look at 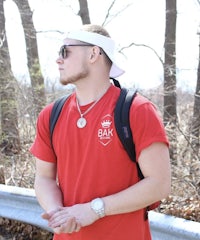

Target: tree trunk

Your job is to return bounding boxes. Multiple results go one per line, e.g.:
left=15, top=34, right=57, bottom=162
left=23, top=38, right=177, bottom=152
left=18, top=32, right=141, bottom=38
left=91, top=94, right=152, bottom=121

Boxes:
left=78, top=0, right=91, bottom=24
left=0, top=0, right=20, bottom=154
left=191, top=33, right=200, bottom=157
left=0, top=165, right=5, bottom=184
left=13, top=0, right=46, bottom=117
left=164, top=0, right=177, bottom=161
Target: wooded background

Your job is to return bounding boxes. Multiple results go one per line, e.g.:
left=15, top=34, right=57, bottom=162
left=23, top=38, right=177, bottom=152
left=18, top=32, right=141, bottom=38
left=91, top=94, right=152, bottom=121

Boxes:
left=0, top=0, right=199, bottom=189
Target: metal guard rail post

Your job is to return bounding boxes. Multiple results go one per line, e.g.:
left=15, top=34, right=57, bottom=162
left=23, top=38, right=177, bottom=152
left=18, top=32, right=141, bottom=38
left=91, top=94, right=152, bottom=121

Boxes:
left=0, top=184, right=200, bottom=239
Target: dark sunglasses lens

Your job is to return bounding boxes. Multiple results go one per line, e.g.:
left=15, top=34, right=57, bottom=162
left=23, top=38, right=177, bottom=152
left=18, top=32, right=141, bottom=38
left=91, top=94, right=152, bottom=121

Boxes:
left=59, top=46, right=67, bottom=59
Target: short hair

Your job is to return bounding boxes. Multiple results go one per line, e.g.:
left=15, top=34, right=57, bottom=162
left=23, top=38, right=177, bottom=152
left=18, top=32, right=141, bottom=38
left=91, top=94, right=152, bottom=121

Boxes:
left=81, top=24, right=111, bottom=38
left=81, top=24, right=112, bottom=67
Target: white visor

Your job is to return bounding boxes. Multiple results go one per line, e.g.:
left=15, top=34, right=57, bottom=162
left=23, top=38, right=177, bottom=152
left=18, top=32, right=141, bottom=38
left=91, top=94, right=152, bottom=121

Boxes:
left=66, top=30, right=125, bottom=78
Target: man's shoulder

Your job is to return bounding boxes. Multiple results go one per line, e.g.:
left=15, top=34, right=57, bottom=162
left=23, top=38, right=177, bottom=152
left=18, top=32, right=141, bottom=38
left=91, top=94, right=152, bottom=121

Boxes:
left=39, top=93, right=75, bottom=117
left=132, top=93, right=152, bottom=108
left=39, top=102, right=54, bottom=118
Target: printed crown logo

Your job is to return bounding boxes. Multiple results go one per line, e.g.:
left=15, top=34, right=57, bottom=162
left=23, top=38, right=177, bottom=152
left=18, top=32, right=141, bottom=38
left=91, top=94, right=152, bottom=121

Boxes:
left=101, top=120, right=112, bottom=128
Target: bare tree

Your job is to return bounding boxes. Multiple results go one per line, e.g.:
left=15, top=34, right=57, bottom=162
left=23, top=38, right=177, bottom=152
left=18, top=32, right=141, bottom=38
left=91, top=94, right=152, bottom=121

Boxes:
left=191, top=29, right=200, bottom=156
left=164, top=0, right=177, bottom=161
left=0, top=0, right=20, bottom=154
left=78, top=0, right=91, bottom=24
left=13, top=0, right=46, bottom=116
left=78, top=0, right=132, bottom=27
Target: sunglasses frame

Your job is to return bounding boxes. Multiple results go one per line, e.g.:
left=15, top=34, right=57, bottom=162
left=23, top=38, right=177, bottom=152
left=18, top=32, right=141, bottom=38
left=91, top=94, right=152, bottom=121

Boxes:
left=59, top=44, right=94, bottom=59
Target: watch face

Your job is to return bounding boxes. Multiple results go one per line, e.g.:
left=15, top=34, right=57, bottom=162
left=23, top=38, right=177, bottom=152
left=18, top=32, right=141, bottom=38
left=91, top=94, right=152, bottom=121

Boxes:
left=92, top=198, right=103, bottom=210
left=94, top=199, right=103, bottom=209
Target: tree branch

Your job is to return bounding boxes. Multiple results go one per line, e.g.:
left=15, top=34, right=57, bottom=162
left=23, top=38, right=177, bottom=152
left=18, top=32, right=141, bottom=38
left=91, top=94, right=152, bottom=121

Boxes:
left=36, top=30, right=64, bottom=34
left=119, top=42, right=164, bottom=66
left=102, top=1, right=133, bottom=26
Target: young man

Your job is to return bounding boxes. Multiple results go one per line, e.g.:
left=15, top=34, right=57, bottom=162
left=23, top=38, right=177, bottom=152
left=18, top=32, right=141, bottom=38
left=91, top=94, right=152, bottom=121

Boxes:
left=30, top=24, right=171, bottom=240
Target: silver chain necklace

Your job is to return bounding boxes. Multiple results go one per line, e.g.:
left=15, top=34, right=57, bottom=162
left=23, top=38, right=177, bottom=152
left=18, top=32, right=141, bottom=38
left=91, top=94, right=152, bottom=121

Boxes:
left=76, top=85, right=111, bottom=128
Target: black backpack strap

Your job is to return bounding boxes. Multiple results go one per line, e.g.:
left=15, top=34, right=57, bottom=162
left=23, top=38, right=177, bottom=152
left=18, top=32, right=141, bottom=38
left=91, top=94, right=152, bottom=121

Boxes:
left=115, top=88, right=160, bottom=219
left=110, top=77, right=121, bottom=89
left=114, top=88, right=144, bottom=179
left=50, top=94, right=71, bottom=144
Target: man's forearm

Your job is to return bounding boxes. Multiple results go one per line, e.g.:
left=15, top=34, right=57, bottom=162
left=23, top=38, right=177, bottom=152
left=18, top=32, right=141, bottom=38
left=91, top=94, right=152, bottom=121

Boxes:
left=34, top=176, right=63, bottom=212
left=102, top=176, right=170, bottom=216
left=102, top=143, right=171, bottom=217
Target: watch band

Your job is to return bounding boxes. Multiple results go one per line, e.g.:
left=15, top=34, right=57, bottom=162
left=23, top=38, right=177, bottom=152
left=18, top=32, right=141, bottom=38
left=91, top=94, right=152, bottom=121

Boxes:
left=96, top=206, right=105, bottom=218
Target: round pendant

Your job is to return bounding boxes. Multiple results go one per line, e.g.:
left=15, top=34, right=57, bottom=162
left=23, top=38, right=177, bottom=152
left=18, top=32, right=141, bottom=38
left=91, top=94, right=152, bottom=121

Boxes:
left=77, top=117, right=87, bottom=128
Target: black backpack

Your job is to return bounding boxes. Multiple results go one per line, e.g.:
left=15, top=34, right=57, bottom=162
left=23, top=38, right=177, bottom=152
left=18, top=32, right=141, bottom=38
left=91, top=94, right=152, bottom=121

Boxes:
left=49, top=80, right=160, bottom=216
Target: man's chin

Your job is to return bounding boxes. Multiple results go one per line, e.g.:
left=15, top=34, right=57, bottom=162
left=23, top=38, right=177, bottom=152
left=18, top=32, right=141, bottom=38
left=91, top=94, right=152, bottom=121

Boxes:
left=60, top=79, right=72, bottom=86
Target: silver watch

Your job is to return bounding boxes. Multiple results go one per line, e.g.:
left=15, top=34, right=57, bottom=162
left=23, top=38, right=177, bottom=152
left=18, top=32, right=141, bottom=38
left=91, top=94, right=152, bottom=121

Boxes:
left=90, top=198, right=105, bottom=218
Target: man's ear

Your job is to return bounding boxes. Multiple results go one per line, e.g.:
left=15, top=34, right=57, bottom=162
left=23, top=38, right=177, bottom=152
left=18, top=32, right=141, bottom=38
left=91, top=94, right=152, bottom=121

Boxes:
left=89, top=46, right=101, bottom=62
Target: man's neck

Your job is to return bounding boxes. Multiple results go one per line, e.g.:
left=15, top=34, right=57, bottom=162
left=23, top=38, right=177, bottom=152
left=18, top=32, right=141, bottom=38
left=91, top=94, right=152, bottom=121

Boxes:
left=75, top=80, right=111, bottom=106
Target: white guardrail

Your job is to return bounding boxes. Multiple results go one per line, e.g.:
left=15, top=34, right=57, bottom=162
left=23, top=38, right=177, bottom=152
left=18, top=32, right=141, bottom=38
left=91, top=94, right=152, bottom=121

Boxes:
left=0, top=184, right=200, bottom=240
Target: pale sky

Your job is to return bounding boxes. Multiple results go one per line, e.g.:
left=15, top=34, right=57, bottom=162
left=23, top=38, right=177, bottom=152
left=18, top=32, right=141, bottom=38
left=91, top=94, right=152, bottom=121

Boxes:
left=4, top=0, right=200, bottom=91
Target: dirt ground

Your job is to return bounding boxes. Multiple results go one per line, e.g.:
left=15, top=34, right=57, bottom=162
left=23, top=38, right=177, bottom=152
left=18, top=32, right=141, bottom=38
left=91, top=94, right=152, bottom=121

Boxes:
left=0, top=217, right=52, bottom=239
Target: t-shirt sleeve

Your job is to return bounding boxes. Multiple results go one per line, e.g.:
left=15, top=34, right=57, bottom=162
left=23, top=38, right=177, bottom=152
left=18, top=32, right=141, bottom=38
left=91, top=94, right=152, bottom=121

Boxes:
left=130, top=95, right=169, bottom=160
left=29, top=103, right=57, bottom=163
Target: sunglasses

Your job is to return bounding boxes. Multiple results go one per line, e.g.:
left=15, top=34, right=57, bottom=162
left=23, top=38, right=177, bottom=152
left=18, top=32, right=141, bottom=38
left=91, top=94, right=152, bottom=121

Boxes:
left=58, top=44, right=93, bottom=59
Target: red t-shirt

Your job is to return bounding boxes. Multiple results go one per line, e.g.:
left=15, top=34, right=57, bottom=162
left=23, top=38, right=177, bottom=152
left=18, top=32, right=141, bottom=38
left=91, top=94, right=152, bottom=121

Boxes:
left=30, top=85, right=168, bottom=240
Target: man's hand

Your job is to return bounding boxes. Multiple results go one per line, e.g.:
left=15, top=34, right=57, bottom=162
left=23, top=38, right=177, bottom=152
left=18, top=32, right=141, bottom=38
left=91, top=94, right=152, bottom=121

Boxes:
left=41, top=202, right=100, bottom=234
